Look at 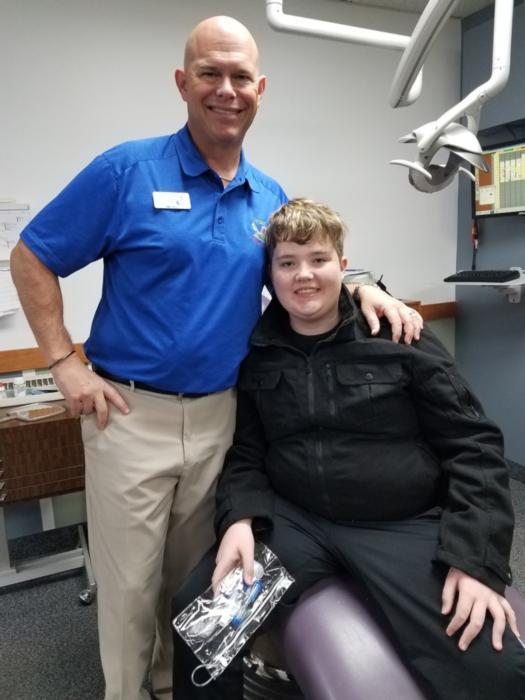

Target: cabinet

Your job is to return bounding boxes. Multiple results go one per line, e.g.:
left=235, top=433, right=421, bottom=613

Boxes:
left=0, top=406, right=93, bottom=595
left=0, top=404, right=84, bottom=504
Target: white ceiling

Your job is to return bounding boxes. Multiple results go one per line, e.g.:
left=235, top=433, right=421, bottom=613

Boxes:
left=339, top=0, right=493, bottom=19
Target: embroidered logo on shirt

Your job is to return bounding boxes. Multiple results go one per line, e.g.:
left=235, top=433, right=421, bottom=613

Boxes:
left=251, top=219, right=267, bottom=246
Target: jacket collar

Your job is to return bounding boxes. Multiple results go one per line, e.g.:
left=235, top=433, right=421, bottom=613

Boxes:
left=252, top=286, right=368, bottom=348
left=175, top=125, right=259, bottom=192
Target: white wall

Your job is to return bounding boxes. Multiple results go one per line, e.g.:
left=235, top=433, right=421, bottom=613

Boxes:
left=1, top=0, right=461, bottom=351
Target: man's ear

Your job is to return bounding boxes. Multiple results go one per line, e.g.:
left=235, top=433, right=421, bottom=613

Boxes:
left=257, top=75, right=267, bottom=104
left=340, top=256, right=348, bottom=272
left=175, top=69, right=187, bottom=101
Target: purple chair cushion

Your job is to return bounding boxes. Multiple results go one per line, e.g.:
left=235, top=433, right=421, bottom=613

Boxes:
left=273, top=576, right=525, bottom=700
left=506, top=586, right=525, bottom=636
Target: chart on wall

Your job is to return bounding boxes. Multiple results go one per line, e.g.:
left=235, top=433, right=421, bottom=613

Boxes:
left=474, top=144, right=525, bottom=217
left=0, top=199, right=31, bottom=317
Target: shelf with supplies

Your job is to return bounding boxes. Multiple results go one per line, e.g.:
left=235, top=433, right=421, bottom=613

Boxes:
left=0, top=343, right=95, bottom=597
left=443, top=267, right=525, bottom=303
left=0, top=399, right=95, bottom=594
left=0, top=368, right=63, bottom=408
left=0, top=343, right=86, bottom=408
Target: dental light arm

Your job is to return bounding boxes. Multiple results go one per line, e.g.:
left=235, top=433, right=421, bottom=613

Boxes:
left=265, top=0, right=515, bottom=194
left=389, top=0, right=460, bottom=108
left=265, top=0, right=424, bottom=104
left=266, top=0, right=409, bottom=49
left=390, top=0, right=514, bottom=192
left=416, top=0, right=513, bottom=152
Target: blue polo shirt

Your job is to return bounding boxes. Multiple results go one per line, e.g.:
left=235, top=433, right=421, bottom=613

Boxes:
left=21, top=126, right=287, bottom=392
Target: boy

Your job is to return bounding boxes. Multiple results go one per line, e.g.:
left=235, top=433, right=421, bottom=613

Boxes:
left=173, top=199, right=525, bottom=699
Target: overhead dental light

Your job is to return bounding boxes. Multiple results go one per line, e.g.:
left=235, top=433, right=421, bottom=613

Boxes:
left=265, top=0, right=514, bottom=193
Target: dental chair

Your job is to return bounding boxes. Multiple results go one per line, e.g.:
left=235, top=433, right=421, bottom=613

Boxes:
left=270, top=577, right=525, bottom=700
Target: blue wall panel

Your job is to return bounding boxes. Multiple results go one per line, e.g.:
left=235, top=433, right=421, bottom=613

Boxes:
left=457, top=2, right=525, bottom=464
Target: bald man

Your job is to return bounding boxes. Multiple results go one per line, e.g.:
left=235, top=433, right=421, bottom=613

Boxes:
left=11, top=16, right=422, bottom=700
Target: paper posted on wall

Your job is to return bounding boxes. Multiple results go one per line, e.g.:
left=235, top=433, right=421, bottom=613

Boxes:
left=0, top=199, right=31, bottom=317
left=0, top=267, right=20, bottom=317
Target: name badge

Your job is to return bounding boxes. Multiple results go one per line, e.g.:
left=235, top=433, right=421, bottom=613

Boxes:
left=152, top=191, right=191, bottom=210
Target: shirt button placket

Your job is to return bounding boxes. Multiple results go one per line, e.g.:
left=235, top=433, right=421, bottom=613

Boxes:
left=213, top=198, right=226, bottom=242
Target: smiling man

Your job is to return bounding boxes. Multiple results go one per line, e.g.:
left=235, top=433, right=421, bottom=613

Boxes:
left=11, top=17, right=422, bottom=700
left=176, top=18, right=265, bottom=168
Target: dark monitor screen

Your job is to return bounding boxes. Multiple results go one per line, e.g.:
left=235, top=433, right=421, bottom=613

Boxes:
left=474, top=141, right=525, bottom=217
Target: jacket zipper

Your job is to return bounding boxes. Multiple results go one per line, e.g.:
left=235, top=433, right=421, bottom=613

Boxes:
left=306, top=359, right=332, bottom=514
left=326, top=363, right=336, bottom=417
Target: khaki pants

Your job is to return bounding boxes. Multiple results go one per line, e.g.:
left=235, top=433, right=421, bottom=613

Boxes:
left=82, top=384, right=236, bottom=700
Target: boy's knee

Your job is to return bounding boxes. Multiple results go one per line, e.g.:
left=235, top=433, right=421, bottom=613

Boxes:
left=460, top=633, right=525, bottom=698
left=488, top=636, right=525, bottom=697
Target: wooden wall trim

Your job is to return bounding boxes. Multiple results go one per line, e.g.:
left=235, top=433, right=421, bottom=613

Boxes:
left=0, top=343, right=86, bottom=374
left=420, top=301, right=457, bottom=321
left=401, top=300, right=456, bottom=321
left=0, top=303, right=457, bottom=373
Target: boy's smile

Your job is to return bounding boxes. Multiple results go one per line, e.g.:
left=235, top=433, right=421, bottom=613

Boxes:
left=270, top=238, right=347, bottom=335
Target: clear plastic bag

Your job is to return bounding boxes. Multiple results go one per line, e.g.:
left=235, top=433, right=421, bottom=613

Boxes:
left=172, top=542, right=294, bottom=686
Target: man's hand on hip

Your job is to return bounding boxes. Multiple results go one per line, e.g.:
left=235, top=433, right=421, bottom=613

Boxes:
left=52, top=356, right=130, bottom=429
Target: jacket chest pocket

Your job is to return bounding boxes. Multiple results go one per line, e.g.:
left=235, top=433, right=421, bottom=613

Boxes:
left=334, top=362, right=404, bottom=428
left=239, top=368, right=299, bottom=437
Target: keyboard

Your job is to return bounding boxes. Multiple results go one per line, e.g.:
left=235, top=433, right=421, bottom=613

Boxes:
left=444, top=269, right=521, bottom=284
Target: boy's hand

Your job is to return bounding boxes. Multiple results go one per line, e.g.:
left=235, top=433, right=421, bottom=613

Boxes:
left=351, top=284, right=423, bottom=344
left=212, top=519, right=254, bottom=594
left=441, top=567, right=519, bottom=651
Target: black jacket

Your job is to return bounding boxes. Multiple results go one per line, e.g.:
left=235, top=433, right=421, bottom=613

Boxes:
left=215, top=288, right=514, bottom=593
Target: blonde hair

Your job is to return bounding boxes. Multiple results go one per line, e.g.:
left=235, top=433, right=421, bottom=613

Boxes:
left=266, top=198, right=346, bottom=259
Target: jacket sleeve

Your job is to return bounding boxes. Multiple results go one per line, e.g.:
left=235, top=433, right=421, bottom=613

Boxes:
left=214, top=369, right=275, bottom=539
left=410, top=328, right=514, bottom=594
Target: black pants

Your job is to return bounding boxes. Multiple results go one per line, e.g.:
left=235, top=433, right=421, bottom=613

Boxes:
left=172, top=497, right=525, bottom=700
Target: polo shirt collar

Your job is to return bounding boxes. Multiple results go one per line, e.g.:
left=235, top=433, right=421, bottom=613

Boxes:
left=175, top=124, right=260, bottom=192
